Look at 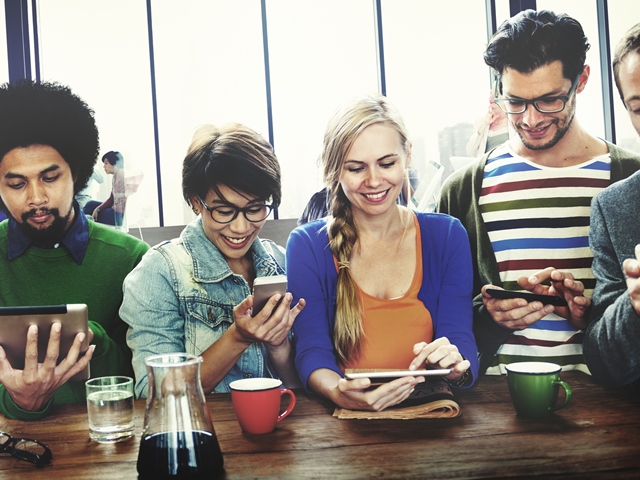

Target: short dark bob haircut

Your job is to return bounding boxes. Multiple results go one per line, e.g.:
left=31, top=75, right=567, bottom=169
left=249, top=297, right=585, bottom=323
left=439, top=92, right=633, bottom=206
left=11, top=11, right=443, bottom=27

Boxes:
left=182, top=123, right=281, bottom=208
left=0, top=80, right=100, bottom=201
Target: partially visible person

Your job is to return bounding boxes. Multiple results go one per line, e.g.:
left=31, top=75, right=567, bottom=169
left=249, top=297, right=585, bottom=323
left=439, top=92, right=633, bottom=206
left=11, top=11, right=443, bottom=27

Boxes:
left=0, top=80, right=148, bottom=420
left=466, top=90, right=511, bottom=157
left=75, top=165, right=104, bottom=212
left=90, top=151, right=126, bottom=228
left=121, top=123, right=305, bottom=398
left=438, top=10, right=640, bottom=376
left=287, top=94, right=478, bottom=413
left=584, top=22, right=640, bottom=388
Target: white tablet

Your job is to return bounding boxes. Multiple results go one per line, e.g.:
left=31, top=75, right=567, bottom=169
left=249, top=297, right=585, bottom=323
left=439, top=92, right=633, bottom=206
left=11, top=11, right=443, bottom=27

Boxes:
left=345, top=369, right=452, bottom=381
left=0, top=304, right=90, bottom=380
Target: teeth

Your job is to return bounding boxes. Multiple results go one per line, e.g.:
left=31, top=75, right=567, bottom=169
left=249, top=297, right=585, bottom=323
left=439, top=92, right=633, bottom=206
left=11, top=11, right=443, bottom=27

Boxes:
left=364, top=192, right=386, bottom=199
left=225, top=236, right=247, bottom=244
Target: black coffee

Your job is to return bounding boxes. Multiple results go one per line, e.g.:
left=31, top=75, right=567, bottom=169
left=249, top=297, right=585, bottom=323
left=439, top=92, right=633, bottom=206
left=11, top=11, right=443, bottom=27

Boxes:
left=137, top=430, right=224, bottom=479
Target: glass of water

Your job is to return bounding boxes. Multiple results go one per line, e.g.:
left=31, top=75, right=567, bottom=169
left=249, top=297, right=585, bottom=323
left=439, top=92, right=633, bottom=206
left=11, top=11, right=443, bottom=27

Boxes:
left=86, top=376, right=135, bottom=443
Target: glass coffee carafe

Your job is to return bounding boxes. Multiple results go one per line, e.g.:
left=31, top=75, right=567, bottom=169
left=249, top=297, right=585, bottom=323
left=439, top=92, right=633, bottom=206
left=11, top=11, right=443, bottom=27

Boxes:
left=137, top=353, right=224, bottom=479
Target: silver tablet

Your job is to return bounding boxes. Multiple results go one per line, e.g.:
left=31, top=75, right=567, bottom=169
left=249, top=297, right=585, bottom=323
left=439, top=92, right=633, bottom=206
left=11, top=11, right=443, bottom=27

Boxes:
left=0, top=304, right=90, bottom=380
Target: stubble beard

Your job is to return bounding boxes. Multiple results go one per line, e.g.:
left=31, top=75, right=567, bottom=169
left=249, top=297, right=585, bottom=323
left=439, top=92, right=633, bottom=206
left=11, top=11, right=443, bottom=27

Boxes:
left=513, top=100, right=577, bottom=151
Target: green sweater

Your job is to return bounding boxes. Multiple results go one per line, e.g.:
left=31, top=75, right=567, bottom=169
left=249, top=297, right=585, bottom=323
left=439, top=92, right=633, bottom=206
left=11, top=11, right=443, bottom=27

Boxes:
left=0, top=220, right=149, bottom=420
left=437, top=141, right=640, bottom=374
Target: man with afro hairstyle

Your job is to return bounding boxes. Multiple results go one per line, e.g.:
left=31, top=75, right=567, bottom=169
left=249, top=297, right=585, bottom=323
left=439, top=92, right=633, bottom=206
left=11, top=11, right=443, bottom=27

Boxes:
left=0, top=80, right=148, bottom=420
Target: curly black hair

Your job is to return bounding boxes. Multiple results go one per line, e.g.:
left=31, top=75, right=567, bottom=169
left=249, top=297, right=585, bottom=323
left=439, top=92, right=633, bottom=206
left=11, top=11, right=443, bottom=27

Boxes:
left=0, top=80, right=100, bottom=203
left=485, top=10, right=590, bottom=93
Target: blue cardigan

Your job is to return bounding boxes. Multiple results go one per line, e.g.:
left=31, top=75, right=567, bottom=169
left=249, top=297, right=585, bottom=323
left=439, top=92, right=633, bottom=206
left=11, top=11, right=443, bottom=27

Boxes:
left=285, top=211, right=479, bottom=391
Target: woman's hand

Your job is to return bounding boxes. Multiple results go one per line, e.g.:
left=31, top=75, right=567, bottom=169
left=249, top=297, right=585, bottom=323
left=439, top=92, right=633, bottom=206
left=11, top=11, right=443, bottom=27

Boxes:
left=232, top=292, right=305, bottom=349
left=410, top=337, right=470, bottom=382
left=310, top=369, right=423, bottom=412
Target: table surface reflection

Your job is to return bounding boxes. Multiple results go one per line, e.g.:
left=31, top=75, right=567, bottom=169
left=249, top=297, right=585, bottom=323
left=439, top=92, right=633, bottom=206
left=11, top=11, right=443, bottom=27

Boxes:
left=0, top=371, right=638, bottom=479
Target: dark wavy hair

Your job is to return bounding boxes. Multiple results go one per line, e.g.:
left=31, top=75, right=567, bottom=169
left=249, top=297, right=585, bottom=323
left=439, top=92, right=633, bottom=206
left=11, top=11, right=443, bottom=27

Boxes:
left=485, top=10, right=590, bottom=93
left=182, top=123, right=281, bottom=208
left=0, top=80, right=100, bottom=207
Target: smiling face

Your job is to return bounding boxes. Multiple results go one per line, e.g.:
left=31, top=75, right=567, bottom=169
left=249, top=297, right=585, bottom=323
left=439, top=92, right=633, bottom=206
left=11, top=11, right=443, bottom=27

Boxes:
left=618, top=49, right=640, bottom=136
left=192, top=184, right=267, bottom=264
left=0, top=145, right=76, bottom=241
left=501, top=60, right=583, bottom=151
left=339, top=122, right=408, bottom=220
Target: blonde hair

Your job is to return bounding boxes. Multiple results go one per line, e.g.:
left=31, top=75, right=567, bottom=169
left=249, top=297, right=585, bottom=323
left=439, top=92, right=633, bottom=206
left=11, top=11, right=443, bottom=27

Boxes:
left=322, top=94, right=410, bottom=363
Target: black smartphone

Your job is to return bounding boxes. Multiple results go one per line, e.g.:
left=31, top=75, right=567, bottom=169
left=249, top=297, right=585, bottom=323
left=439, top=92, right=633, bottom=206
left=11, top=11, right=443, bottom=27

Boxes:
left=485, top=288, right=568, bottom=307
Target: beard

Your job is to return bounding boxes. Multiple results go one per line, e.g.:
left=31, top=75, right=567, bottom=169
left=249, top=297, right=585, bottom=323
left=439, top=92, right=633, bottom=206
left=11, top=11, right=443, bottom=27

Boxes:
left=18, top=205, right=73, bottom=244
left=513, top=99, right=576, bottom=151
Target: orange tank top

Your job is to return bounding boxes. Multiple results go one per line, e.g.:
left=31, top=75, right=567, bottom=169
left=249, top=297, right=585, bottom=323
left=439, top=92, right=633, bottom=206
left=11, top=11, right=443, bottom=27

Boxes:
left=342, top=214, right=434, bottom=370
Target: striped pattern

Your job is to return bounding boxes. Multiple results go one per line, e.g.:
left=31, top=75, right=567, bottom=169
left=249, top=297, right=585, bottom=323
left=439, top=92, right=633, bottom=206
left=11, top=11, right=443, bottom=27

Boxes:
left=480, top=145, right=611, bottom=375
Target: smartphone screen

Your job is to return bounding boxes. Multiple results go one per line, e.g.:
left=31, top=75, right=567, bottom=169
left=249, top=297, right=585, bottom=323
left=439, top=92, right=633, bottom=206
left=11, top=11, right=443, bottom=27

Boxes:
left=486, top=288, right=567, bottom=307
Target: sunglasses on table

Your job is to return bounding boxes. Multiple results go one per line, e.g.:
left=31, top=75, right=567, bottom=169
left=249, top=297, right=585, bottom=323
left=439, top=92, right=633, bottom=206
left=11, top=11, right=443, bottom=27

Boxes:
left=0, top=431, right=52, bottom=467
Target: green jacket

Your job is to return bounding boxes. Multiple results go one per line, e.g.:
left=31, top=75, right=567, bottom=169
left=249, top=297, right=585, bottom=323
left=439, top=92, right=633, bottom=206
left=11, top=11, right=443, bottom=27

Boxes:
left=437, top=141, right=640, bottom=374
left=0, top=220, right=149, bottom=420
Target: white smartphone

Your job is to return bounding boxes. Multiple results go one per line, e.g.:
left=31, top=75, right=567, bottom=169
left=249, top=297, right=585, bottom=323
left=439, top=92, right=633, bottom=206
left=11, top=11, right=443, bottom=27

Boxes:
left=252, top=275, right=287, bottom=313
left=344, top=369, right=452, bottom=381
left=635, top=244, right=640, bottom=262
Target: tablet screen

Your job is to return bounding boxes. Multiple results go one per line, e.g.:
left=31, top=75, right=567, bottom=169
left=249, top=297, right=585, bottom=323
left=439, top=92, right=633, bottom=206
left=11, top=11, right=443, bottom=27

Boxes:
left=0, top=304, right=90, bottom=380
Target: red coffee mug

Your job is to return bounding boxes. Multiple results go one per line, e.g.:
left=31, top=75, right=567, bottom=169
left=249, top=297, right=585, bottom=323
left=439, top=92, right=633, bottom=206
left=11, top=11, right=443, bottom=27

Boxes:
left=229, top=378, right=296, bottom=434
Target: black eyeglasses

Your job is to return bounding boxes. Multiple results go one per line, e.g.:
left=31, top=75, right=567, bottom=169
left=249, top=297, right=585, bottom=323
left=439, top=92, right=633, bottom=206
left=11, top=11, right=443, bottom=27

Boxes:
left=0, top=432, right=52, bottom=467
left=197, top=196, right=274, bottom=224
left=493, top=73, right=581, bottom=114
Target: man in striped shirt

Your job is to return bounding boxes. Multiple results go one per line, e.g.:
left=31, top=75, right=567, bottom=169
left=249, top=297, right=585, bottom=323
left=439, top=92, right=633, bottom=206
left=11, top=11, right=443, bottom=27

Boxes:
left=438, top=10, right=640, bottom=376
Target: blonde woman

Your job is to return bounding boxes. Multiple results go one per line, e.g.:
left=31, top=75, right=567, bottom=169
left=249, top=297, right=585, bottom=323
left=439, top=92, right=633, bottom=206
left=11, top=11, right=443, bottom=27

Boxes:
left=286, top=95, right=478, bottom=411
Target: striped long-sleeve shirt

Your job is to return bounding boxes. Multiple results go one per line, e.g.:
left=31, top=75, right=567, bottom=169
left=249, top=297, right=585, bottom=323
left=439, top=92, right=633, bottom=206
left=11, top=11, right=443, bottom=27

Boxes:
left=479, top=145, right=611, bottom=374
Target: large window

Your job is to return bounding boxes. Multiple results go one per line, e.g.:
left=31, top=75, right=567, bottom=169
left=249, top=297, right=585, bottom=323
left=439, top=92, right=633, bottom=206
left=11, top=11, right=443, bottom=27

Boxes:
left=382, top=0, right=489, bottom=202
left=4, top=1, right=635, bottom=227
left=37, top=0, right=158, bottom=229
left=151, top=0, right=269, bottom=226
left=266, top=0, right=378, bottom=219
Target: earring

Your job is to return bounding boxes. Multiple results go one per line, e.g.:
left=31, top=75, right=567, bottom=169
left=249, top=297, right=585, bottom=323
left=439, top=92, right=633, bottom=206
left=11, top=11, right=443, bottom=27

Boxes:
left=192, top=206, right=199, bottom=215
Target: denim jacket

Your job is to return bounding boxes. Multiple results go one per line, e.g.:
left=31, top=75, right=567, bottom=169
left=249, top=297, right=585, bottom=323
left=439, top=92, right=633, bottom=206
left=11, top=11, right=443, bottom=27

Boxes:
left=120, top=217, right=286, bottom=398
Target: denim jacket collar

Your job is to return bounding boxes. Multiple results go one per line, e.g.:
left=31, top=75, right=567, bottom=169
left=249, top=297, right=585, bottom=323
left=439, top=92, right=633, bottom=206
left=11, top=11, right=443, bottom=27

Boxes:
left=180, top=217, right=282, bottom=283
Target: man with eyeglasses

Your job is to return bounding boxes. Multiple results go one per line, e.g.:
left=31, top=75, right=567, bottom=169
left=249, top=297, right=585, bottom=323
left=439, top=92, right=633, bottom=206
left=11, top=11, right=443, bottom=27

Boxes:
left=0, top=80, right=149, bottom=420
left=584, top=23, right=640, bottom=390
left=438, top=10, right=640, bottom=376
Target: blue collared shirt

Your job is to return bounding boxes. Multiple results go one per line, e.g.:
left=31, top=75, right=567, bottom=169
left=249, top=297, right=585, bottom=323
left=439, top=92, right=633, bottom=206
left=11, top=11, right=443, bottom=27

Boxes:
left=6, top=203, right=90, bottom=265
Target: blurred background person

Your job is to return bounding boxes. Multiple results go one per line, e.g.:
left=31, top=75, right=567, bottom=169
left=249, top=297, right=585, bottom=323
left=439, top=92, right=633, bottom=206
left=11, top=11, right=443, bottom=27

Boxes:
left=466, top=90, right=510, bottom=157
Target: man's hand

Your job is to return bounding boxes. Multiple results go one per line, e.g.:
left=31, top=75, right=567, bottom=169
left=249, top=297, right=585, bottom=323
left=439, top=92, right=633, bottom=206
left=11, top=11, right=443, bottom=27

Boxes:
left=623, top=258, right=640, bottom=315
left=523, top=267, right=591, bottom=330
left=0, top=323, right=95, bottom=411
left=482, top=285, right=554, bottom=331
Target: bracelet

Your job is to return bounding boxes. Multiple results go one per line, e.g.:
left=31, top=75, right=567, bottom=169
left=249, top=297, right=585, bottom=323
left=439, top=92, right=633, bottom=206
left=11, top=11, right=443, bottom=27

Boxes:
left=445, top=355, right=472, bottom=388
left=446, top=369, right=472, bottom=388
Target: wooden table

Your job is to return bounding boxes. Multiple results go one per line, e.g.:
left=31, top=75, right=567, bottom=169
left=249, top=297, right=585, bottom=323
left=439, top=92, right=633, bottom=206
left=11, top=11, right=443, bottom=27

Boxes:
left=0, top=372, right=638, bottom=479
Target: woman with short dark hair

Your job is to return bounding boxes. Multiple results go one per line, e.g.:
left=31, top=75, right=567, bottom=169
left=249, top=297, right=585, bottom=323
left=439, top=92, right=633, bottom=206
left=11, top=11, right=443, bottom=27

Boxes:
left=121, top=123, right=304, bottom=397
